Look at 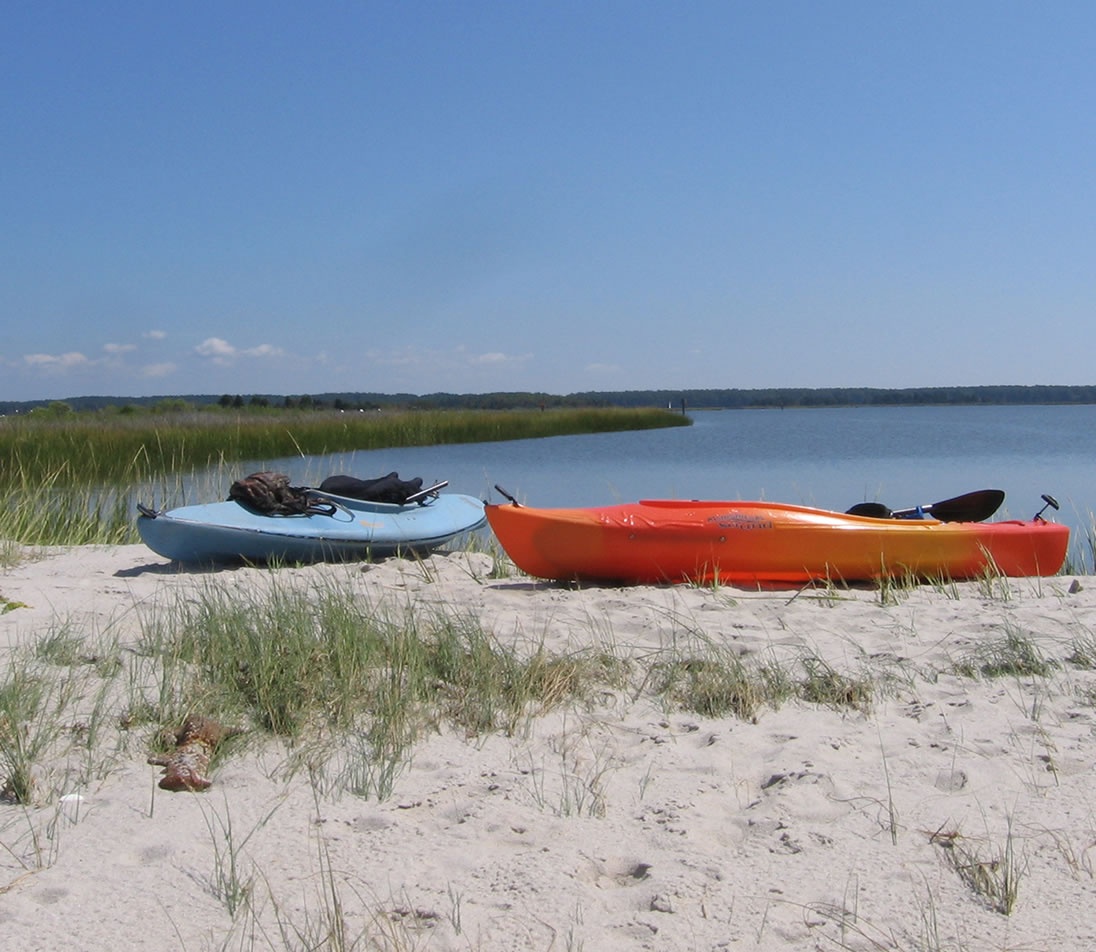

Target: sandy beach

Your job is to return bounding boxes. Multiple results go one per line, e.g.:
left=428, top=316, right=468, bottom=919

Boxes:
left=2, top=543, right=1095, bottom=951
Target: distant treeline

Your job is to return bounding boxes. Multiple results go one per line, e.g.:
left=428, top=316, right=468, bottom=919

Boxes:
left=3, top=384, right=1096, bottom=416
left=580, top=385, right=1096, bottom=409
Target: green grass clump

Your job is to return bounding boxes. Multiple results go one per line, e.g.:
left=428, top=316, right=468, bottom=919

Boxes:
left=134, top=576, right=618, bottom=795
left=650, top=648, right=869, bottom=721
left=0, top=667, right=63, bottom=804
left=1066, top=626, right=1096, bottom=669
left=796, top=655, right=874, bottom=712
left=652, top=656, right=769, bottom=721
left=954, top=626, right=1057, bottom=680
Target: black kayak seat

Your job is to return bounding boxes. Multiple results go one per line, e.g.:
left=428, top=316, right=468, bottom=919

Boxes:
left=845, top=501, right=894, bottom=519
left=318, top=472, right=424, bottom=504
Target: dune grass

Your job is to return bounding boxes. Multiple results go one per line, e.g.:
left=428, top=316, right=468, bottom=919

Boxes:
left=1, top=568, right=882, bottom=815
left=135, top=577, right=622, bottom=745
left=4, top=559, right=1082, bottom=819
left=5, top=562, right=1090, bottom=949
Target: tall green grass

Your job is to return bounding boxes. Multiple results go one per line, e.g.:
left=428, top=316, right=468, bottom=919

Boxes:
left=136, top=578, right=615, bottom=746
left=0, top=407, right=688, bottom=546
left=0, top=407, right=687, bottom=488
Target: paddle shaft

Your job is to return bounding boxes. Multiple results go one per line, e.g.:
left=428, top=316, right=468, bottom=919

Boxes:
left=405, top=480, right=449, bottom=504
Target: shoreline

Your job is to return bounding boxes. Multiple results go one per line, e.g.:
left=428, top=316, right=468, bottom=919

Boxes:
left=2, top=544, right=1095, bottom=950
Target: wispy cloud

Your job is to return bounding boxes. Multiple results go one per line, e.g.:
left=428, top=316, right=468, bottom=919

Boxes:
left=194, top=338, right=286, bottom=365
left=469, top=351, right=531, bottom=365
left=142, top=330, right=167, bottom=340
left=23, top=352, right=90, bottom=371
left=140, top=362, right=177, bottom=378
left=242, top=343, right=286, bottom=358
left=104, top=343, right=137, bottom=354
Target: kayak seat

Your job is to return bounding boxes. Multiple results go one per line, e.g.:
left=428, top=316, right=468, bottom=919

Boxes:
left=319, top=472, right=424, bottom=504
left=845, top=501, right=894, bottom=519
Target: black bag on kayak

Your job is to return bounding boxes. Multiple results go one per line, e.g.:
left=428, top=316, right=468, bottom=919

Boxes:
left=229, top=471, right=334, bottom=516
left=318, top=472, right=424, bottom=504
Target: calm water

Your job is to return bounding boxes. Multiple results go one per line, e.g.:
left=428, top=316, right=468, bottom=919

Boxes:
left=256, top=404, right=1095, bottom=563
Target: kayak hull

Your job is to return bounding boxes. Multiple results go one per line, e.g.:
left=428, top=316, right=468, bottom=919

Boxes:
left=138, top=492, right=487, bottom=564
left=485, top=499, right=1070, bottom=585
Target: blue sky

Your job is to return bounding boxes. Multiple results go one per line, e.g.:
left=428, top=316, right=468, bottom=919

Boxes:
left=4, top=2, right=1094, bottom=401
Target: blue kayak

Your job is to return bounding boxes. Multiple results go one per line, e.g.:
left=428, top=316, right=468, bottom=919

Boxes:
left=137, top=491, right=487, bottom=564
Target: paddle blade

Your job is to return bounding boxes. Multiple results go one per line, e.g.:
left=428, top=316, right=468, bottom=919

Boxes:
left=924, top=489, right=1005, bottom=523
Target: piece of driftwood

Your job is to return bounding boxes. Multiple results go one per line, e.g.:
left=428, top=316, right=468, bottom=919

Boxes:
left=148, top=716, right=243, bottom=792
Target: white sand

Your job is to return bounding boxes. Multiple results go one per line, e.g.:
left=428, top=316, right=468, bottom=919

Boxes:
left=2, top=544, right=1095, bottom=950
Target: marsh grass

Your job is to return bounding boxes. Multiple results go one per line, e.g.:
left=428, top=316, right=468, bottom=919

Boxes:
left=265, top=828, right=367, bottom=951
left=0, top=456, right=219, bottom=547
left=1, top=473, right=140, bottom=546
left=807, top=884, right=970, bottom=952
left=312, top=732, right=407, bottom=803
left=34, top=624, right=92, bottom=668
left=230, top=815, right=438, bottom=952
left=0, top=407, right=685, bottom=547
left=201, top=799, right=257, bottom=918
left=1, top=407, right=685, bottom=488
left=876, top=566, right=920, bottom=606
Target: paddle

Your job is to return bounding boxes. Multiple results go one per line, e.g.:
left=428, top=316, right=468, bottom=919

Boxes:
left=405, top=480, right=449, bottom=504
left=847, top=489, right=1005, bottom=523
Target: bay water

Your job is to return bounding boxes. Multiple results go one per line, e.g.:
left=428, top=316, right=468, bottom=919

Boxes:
left=257, top=404, right=1095, bottom=568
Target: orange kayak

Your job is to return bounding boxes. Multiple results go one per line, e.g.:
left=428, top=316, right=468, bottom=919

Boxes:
left=485, top=499, right=1070, bottom=585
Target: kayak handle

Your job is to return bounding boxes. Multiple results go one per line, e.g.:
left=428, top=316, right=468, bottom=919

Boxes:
left=1034, top=493, right=1059, bottom=522
left=494, top=484, right=521, bottom=506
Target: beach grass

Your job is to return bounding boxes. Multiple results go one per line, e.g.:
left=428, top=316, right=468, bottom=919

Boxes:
left=952, top=624, right=1057, bottom=680
left=5, top=554, right=1096, bottom=949
left=938, top=819, right=1026, bottom=916
left=3, top=569, right=891, bottom=816
left=649, top=642, right=871, bottom=722
left=5, top=561, right=1090, bottom=819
